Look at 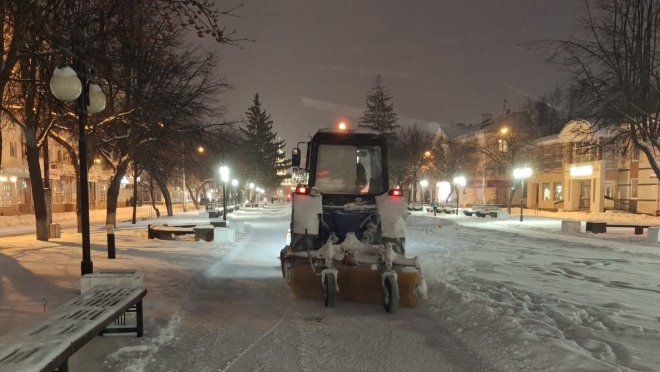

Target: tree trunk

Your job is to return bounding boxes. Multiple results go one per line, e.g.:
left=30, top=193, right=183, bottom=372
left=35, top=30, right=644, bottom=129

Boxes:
left=187, top=184, right=198, bottom=210
left=25, top=140, right=48, bottom=241
left=106, top=164, right=128, bottom=227
left=149, top=176, right=160, bottom=218
left=156, top=178, right=173, bottom=216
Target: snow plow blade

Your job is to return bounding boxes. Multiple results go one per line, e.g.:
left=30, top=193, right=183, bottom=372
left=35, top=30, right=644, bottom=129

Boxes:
left=288, top=264, right=421, bottom=308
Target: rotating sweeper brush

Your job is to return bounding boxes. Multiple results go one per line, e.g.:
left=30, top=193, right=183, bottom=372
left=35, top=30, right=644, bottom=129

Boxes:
left=281, top=234, right=427, bottom=312
left=279, top=127, right=427, bottom=313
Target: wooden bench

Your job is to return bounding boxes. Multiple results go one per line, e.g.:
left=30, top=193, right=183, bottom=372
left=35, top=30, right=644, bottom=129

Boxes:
left=148, top=223, right=216, bottom=241
left=463, top=209, right=478, bottom=216
left=586, top=221, right=652, bottom=235
left=0, top=285, right=147, bottom=372
left=475, top=210, right=499, bottom=218
left=193, top=225, right=215, bottom=242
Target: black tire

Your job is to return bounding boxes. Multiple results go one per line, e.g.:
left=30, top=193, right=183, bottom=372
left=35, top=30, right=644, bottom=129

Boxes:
left=323, top=273, right=336, bottom=308
left=383, top=275, right=399, bottom=314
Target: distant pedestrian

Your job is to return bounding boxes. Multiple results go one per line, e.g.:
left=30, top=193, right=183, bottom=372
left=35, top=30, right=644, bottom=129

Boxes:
left=431, top=198, right=438, bottom=216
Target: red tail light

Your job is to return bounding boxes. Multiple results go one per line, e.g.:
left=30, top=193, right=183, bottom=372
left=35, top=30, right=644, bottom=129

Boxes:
left=295, top=185, right=310, bottom=195
left=389, top=189, right=402, bottom=196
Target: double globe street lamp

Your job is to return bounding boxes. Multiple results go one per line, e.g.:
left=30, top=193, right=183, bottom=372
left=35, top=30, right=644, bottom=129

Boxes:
left=50, top=52, right=107, bottom=276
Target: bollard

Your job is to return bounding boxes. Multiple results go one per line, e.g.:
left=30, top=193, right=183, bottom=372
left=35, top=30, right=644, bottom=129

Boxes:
left=107, top=224, right=116, bottom=259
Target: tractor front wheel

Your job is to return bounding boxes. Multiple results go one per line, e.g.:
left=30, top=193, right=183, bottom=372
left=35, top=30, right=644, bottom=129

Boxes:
left=323, top=273, right=336, bottom=308
left=383, top=275, right=399, bottom=314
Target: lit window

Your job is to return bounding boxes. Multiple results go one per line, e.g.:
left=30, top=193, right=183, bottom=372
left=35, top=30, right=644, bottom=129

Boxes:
left=498, top=139, right=508, bottom=152
left=542, top=183, right=551, bottom=201
left=554, top=183, right=562, bottom=200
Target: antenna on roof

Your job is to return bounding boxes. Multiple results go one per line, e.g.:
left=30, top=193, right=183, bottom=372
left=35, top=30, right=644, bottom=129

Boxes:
left=503, top=99, right=507, bottom=115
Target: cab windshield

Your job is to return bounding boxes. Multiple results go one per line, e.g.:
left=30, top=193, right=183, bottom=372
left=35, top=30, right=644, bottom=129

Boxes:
left=315, top=144, right=383, bottom=195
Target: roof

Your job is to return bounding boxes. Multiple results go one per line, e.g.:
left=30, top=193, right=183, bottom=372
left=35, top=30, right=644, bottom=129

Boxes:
left=435, top=123, right=479, bottom=140
left=532, top=134, right=560, bottom=145
left=557, top=119, right=622, bottom=142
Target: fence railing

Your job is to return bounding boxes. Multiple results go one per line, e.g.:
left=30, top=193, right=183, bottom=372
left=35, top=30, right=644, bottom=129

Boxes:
left=604, top=196, right=637, bottom=213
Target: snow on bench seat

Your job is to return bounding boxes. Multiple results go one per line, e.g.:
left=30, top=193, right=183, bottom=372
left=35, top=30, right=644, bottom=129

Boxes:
left=0, top=285, right=147, bottom=372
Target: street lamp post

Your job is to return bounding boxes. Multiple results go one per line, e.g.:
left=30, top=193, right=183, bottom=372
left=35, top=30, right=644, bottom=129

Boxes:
left=50, top=31, right=106, bottom=276
left=182, top=144, right=187, bottom=213
left=420, top=179, right=428, bottom=211
left=513, top=166, right=533, bottom=222
left=220, top=166, right=229, bottom=221
left=249, top=182, right=255, bottom=207
left=453, top=176, right=466, bottom=215
left=232, top=179, right=238, bottom=210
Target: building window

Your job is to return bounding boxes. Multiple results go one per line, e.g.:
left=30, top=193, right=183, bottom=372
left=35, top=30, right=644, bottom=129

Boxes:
left=21, top=141, right=26, bottom=159
left=542, top=183, right=551, bottom=201
left=498, top=139, right=508, bottom=152
left=574, top=141, right=597, bottom=163
left=9, top=142, right=16, bottom=158
left=554, top=182, right=562, bottom=201
left=631, top=179, right=638, bottom=198
left=605, top=184, right=614, bottom=198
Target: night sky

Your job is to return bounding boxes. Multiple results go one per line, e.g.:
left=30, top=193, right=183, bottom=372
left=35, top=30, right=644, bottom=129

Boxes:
left=215, top=0, right=579, bottom=150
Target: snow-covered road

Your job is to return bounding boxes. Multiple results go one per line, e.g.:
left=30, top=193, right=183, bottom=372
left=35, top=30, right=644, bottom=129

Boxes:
left=121, top=207, right=489, bottom=372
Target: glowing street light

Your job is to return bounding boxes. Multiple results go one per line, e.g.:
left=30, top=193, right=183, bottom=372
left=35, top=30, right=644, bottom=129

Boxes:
left=453, top=176, right=466, bottom=215
left=338, top=122, right=347, bottom=130
left=513, top=166, right=533, bottom=222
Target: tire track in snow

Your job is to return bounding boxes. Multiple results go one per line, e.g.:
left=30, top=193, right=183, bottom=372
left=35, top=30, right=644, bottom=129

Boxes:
left=220, top=315, right=285, bottom=372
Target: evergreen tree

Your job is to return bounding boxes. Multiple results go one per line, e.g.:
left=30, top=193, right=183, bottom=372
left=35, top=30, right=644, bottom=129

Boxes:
left=358, top=75, right=399, bottom=136
left=240, top=93, right=290, bottom=189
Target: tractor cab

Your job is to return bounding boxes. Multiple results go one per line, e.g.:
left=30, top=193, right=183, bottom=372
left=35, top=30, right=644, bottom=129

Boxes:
left=289, top=128, right=404, bottom=254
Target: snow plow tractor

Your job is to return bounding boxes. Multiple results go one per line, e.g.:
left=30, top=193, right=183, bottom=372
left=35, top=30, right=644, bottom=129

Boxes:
left=279, top=128, right=427, bottom=313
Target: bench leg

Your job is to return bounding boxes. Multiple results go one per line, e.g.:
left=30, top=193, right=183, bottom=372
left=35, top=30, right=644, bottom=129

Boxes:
left=55, top=360, right=69, bottom=372
left=137, top=299, right=144, bottom=337
left=635, top=226, right=644, bottom=235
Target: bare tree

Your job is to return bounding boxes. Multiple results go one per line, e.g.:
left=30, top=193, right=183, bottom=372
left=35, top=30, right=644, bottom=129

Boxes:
left=523, top=86, right=579, bottom=136
left=388, top=124, right=435, bottom=201
left=549, top=0, right=660, bottom=178
left=478, top=113, right=538, bottom=213
left=429, top=135, right=480, bottom=204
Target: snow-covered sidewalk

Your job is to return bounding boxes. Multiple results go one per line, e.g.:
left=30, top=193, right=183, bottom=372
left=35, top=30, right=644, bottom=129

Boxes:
left=408, top=212, right=660, bottom=371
